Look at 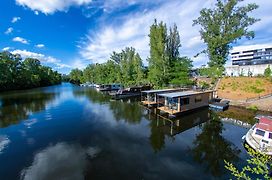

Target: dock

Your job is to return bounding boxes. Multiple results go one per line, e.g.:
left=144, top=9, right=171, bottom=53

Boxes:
left=157, top=90, right=214, bottom=115
left=141, top=88, right=188, bottom=107
left=209, top=102, right=229, bottom=111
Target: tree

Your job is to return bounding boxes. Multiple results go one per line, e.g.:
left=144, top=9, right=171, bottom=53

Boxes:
left=193, top=0, right=259, bottom=71
left=166, top=23, right=181, bottom=64
left=69, top=69, right=83, bottom=84
left=148, top=20, right=169, bottom=87
left=225, top=144, right=272, bottom=179
left=169, top=57, right=193, bottom=86
left=264, top=65, right=271, bottom=77
left=0, top=51, right=61, bottom=91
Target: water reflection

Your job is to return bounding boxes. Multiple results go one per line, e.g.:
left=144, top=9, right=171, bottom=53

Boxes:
left=73, top=88, right=110, bottom=104
left=109, top=98, right=143, bottom=124
left=0, top=135, right=10, bottom=154
left=0, top=91, right=57, bottom=127
left=148, top=108, right=210, bottom=153
left=192, top=111, right=241, bottom=177
left=20, top=143, right=100, bottom=180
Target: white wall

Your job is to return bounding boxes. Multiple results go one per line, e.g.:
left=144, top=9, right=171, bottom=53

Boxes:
left=225, top=64, right=272, bottom=76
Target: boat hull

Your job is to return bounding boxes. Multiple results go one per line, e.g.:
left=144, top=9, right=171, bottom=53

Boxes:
left=244, top=127, right=272, bottom=155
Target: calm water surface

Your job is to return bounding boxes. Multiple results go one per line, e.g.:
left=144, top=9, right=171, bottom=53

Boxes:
left=0, top=83, right=269, bottom=180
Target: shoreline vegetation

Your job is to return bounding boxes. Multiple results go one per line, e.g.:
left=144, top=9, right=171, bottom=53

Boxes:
left=0, top=51, right=61, bottom=92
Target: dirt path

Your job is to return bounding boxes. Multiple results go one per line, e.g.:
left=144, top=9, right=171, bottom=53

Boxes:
left=247, top=96, right=272, bottom=112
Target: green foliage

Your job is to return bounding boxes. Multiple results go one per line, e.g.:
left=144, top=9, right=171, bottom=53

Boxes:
left=77, top=47, right=145, bottom=86
left=246, top=105, right=258, bottom=111
left=264, top=65, right=271, bottom=78
left=69, top=68, right=84, bottom=84
left=148, top=20, right=192, bottom=88
left=193, top=0, right=259, bottom=71
left=199, top=66, right=224, bottom=78
left=0, top=51, right=61, bottom=92
left=199, top=81, right=210, bottom=89
left=169, top=57, right=193, bottom=86
left=224, top=144, right=271, bottom=179
left=148, top=20, right=169, bottom=87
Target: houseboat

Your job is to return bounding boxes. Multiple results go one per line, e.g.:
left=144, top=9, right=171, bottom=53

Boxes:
left=110, top=85, right=151, bottom=99
left=157, top=90, right=214, bottom=116
left=96, top=84, right=122, bottom=91
left=243, top=116, right=272, bottom=155
left=141, top=88, right=188, bottom=107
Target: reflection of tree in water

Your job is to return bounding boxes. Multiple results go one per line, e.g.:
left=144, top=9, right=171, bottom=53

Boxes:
left=192, top=111, right=240, bottom=177
left=0, top=92, right=57, bottom=127
left=109, top=98, right=142, bottom=124
left=73, top=89, right=110, bottom=104
left=74, top=89, right=143, bottom=124
left=217, top=106, right=257, bottom=125
left=149, top=117, right=166, bottom=153
left=148, top=108, right=210, bottom=153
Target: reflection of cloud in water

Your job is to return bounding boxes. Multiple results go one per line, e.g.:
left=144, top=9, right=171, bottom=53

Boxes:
left=0, top=135, right=10, bottom=154
left=44, top=112, right=52, bottom=121
left=23, top=118, right=37, bottom=128
left=20, top=143, right=100, bottom=180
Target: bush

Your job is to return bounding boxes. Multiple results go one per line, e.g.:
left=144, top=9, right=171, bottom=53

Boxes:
left=246, top=105, right=258, bottom=111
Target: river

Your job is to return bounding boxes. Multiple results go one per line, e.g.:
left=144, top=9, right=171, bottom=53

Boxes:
left=0, top=83, right=269, bottom=180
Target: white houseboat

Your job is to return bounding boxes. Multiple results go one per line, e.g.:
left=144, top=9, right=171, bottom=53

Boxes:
left=243, top=116, right=272, bottom=155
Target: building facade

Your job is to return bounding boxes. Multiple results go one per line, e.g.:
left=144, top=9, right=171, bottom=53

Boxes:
left=226, top=44, right=272, bottom=76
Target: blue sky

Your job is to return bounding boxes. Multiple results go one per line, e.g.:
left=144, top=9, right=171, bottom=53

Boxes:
left=1, top=0, right=272, bottom=74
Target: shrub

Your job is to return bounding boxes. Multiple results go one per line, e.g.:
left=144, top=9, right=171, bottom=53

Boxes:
left=246, top=105, right=258, bottom=111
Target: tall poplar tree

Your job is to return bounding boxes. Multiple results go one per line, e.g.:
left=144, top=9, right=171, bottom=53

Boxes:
left=193, top=0, right=259, bottom=71
left=148, top=20, right=169, bottom=87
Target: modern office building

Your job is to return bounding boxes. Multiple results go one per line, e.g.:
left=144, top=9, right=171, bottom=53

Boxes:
left=231, top=44, right=272, bottom=66
left=225, top=44, right=272, bottom=76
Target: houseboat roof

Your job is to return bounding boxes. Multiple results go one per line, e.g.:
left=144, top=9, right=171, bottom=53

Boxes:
left=142, top=89, right=176, bottom=94
left=256, top=117, right=272, bottom=132
left=158, top=90, right=213, bottom=98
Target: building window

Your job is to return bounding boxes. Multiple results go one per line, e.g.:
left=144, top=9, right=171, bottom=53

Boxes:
left=195, top=95, right=202, bottom=103
left=181, top=98, right=190, bottom=105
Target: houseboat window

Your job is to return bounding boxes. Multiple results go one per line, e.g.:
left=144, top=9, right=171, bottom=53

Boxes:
left=195, top=95, right=202, bottom=103
left=269, top=133, right=272, bottom=139
left=181, top=98, right=190, bottom=105
left=255, top=129, right=265, bottom=137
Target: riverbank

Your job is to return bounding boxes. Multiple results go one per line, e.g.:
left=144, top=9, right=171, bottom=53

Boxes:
left=228, top=97, right=272, bottom=112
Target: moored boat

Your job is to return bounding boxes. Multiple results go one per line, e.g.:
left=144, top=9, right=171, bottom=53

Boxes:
left=243, top=116, right=272, bottom=155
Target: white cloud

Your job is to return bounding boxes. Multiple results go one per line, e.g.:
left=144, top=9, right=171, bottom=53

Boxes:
left=80, top=0, right=272, bottom=67
left=55, top=63, right=72, bottom=69
left=11, top=49, right=59, bottom=63
left=35, top=44, right=45, bottom=48
left=2, top=47, right=11, bottom=51
left=5, top=27, right=13, bottom=35
left=16, top=0, right=93, bottom=14
left=12, top=37, right=29, bottom=44
left=10, top=49, right=72, bottom=70
left=12, top=16, right=21, bottom=23
left=34, top=11, right=39, bottom=15
left=80, top=0, right=214, bottom=66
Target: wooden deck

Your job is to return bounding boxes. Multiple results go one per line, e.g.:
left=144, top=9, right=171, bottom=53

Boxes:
left=141, top=100, right=158, bottom=105
left=158, top=106, right=179, bottom=115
